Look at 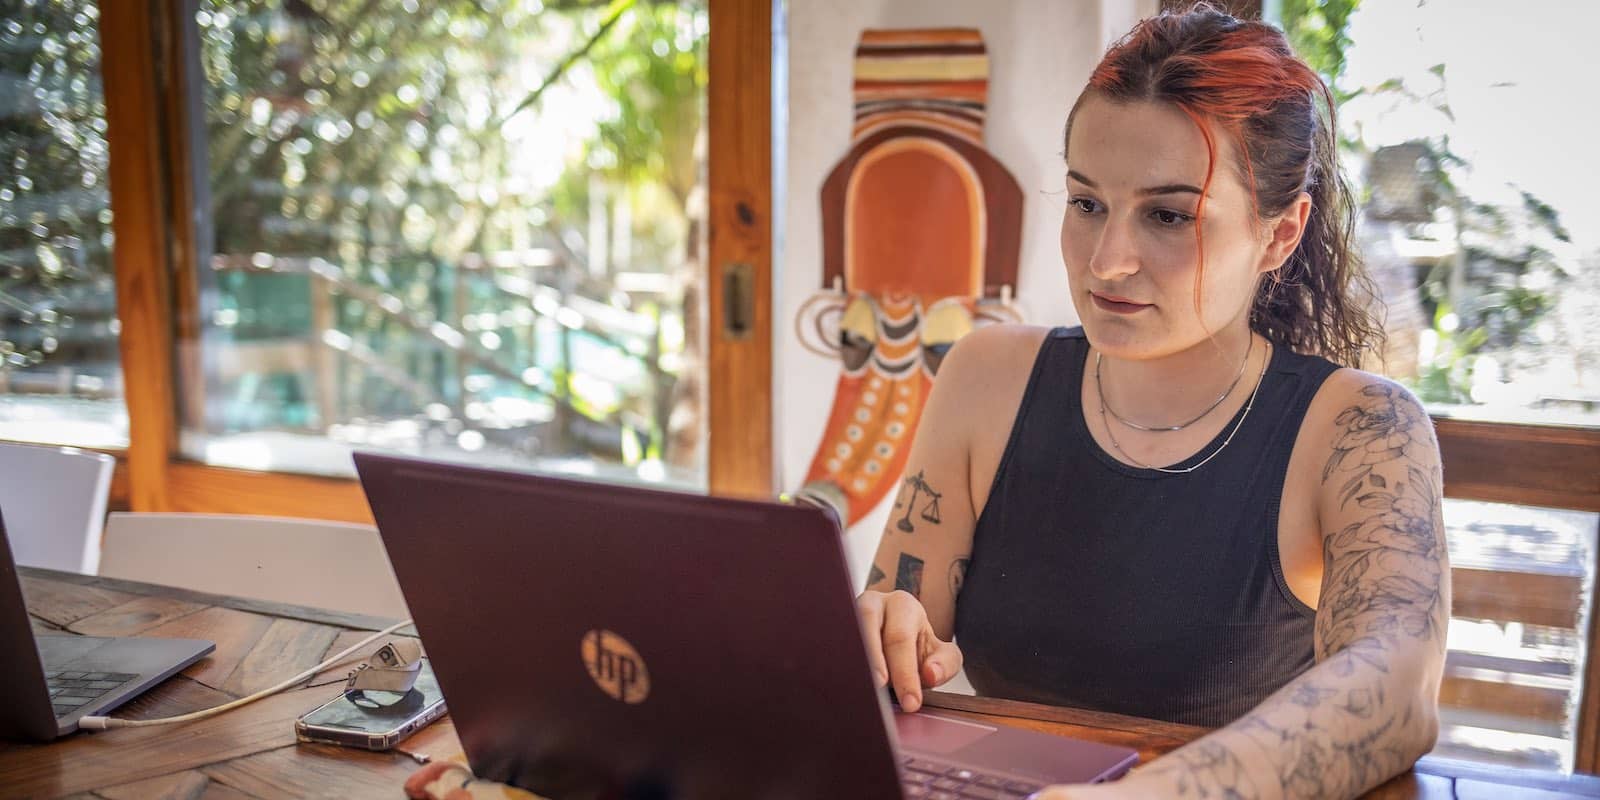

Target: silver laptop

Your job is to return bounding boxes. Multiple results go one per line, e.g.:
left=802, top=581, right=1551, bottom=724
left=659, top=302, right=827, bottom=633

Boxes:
left=355, top=452, right=1139, bottom=798
left=0, top=506, right=214, bottom=740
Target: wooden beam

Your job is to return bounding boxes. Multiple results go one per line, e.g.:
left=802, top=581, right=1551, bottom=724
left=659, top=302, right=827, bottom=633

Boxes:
left=1436, top=418, right=1600, bottom=512
left=165, top=462, right=373, bottom=525
left=1440, top=675, right=1568, bottom=724
left=100, top=0, right=176, bottom=512
left=706, top=0, right=774, bottom=498
left=158, top=0, right=208, bottom=436
left=1452, top=567, right=1583, bottom=630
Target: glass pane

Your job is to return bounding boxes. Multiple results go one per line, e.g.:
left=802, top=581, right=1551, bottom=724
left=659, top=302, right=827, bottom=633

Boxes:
left=1438, top=498, right=1598, bottom=771
left=0, top=1, right=126, bottom=448
left=1284, top=1, right=1600, bottom=429
left=182, top=1, right=707, bottom=487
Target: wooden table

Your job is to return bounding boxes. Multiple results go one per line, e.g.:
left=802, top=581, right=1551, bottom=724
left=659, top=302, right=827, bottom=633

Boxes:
left=6, top=569, right=1600, bottom=799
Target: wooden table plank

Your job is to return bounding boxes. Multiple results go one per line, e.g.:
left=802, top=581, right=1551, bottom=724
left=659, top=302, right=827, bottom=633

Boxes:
left=200, top=743, right=419, bottom=799
left=19, top=567, right=404, bottom=633
left=396, top=717, right=463, bottom=766
left=67, top=596, right=207, bottom=638
left=93, top=769, right=258, bottom=800
left=19, top=575, right=140, bottom=627
left=137, top=606, right=277, bottom=694
left=219, top=618, right=340, bottom=697
left=1364, top=773, right=1457, bottom=799
left=109, top=676, right=237, bottom=724
left=0, top=686, right=333, bottom=797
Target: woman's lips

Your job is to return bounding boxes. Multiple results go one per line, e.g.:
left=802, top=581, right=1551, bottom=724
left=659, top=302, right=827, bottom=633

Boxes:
left=1091, top=292, right=1152, bottom=314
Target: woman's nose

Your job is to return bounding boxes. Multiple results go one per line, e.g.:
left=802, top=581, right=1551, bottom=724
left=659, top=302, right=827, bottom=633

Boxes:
left=1087, top=215, right=1140, bottom=280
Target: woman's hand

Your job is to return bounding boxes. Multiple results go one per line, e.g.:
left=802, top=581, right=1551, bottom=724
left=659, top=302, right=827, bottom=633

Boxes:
left=856, top=589, right=963, bottom=712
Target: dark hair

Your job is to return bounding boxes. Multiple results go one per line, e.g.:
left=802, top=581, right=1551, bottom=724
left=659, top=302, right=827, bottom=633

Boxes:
left=1065, top=2, right=1383, bottom=368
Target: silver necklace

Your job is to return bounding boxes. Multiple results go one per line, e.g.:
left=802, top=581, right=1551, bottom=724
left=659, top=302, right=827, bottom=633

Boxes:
left=1097, top=341, right=1271, bottom=474
left=1096, top=335, right=1252, bottom=432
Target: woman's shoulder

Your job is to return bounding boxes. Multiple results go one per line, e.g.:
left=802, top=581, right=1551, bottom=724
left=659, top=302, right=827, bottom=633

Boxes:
left=939, top=323, right=1057, bottom=382
left=1300, top=365, right=1439, bottom=459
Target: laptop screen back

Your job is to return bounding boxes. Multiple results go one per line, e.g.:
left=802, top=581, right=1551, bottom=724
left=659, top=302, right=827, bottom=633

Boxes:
left=355, top=453, right=905, bottom=798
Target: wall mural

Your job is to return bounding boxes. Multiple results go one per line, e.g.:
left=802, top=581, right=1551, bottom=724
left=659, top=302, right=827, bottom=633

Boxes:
left=794, top=28, right=1025, bottom=527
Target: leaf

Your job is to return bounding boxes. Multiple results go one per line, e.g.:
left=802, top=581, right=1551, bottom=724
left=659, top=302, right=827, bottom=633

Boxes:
left=1343, top=484, right=1364, bottom=507
left=1368, top=474, right=1387, bottom=488
left=1407, top=465, right=1431, bottom=493
left=1340, top=472, right=1365, bottom=501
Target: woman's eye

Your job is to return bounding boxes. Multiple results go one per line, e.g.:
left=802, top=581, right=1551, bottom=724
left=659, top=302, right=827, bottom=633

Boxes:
left=1151, top=209, right=1194, bottom=226
left=1069, top=197, right=1099, bottom=214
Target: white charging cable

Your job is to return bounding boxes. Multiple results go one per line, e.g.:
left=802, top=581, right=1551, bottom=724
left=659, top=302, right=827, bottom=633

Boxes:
left=78, top=617, right=415, bottom=730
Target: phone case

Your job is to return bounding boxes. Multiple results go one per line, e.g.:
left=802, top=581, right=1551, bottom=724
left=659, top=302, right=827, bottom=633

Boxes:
left=295, top=691, right=447, bottom=750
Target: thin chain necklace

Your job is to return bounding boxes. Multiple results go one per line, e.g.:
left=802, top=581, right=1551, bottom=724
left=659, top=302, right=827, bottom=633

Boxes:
left=1097, top=335, right=1252, bottom=432
left=1097, top=341, right=1271, bottom=474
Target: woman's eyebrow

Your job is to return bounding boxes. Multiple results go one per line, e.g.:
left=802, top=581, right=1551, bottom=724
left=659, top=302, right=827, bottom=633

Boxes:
left=1067, top=169, right=1204, bottom=197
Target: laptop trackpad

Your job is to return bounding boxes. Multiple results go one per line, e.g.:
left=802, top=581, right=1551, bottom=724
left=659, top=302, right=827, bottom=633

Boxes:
left=894, top=712, right=996, bottom=754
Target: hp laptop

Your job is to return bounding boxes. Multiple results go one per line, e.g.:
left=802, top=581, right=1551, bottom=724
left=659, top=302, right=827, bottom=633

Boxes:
left=355, top=452, right=1138, bottom=798
left=0, top=506, right=214, bottom=740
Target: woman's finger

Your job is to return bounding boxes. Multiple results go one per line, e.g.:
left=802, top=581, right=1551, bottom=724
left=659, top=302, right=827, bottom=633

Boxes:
left=921, top=638, right=964, bottom=688
left=856, top=591, right=889, bottom=686
left=882, top=592, right=928, bottom=711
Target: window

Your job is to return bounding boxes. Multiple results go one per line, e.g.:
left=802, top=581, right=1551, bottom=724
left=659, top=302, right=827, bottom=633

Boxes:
left=0, top=1, right=125, bottom=449
left=180, top=0, right=709, bottom=488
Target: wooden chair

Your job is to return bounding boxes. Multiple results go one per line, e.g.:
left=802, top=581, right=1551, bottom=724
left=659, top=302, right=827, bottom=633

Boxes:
left=98, top=512, right=409, bottom=619
left=0, top=442, right=114, bottom=574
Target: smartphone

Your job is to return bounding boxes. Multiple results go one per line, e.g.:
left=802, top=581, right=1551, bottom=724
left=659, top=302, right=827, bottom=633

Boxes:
left=295, top=658, right=446, bottom=751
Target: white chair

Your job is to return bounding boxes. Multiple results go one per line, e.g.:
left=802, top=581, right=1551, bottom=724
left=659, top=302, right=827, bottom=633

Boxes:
left=98, top=512, right=410, bottom=619
left=0, top=442, right=115, bottom=574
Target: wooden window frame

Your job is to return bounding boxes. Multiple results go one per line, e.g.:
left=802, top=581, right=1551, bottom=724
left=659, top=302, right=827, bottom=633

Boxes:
left=85, top=0, right=775, bottom=522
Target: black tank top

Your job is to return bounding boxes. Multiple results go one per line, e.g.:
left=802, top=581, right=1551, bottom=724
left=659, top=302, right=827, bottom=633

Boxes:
left=953, top=327, right=1340, bottom=728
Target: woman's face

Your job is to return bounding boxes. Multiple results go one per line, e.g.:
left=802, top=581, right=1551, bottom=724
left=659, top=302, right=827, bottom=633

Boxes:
left=1061, top=93, right=1278, bottom=361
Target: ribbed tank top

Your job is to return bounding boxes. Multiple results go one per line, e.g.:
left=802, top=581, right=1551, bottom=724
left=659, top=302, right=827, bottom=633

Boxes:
left=953, top=326, right=1341, bottom=728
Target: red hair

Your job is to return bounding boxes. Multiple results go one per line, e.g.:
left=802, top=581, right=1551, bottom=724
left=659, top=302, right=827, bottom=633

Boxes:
left=1066, top=2, right=1381, bottom=367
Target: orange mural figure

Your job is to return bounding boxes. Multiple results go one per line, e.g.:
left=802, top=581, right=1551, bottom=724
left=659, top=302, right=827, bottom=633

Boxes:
left=795, top=29, right=1024, bottom=527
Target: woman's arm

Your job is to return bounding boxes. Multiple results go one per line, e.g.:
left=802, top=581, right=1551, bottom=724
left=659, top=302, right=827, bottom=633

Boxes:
left=859, top=324, right=1047, bottom=709
left=1047, top=376, right=1450, bottom=799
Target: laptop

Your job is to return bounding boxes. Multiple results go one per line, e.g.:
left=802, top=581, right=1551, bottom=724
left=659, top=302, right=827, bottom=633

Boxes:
left=355, top=452, right=1139, bottom=798
left=0, top=506, right=214, bottom=741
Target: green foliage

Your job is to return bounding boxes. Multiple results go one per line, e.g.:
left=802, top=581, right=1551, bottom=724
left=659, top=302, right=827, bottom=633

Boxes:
left=0, top=1, right=116, bottom=379
left=1415, top=303, right=1487, bottom=405
left=1282, top=2, right=1576, bottom=408
left=1278, top=0, right=1361, bottom=99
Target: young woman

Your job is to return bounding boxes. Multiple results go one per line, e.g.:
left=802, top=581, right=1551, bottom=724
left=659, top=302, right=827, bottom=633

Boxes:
left=857, top=4, right=1449, bottom=798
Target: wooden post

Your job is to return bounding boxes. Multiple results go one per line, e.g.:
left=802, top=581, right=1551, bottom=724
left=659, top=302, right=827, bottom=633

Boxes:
left=706, top=0, right=775, bottom=498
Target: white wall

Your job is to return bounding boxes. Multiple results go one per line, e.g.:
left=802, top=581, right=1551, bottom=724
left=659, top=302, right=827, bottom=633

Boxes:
left=776, top=0, right=1157, bottom=585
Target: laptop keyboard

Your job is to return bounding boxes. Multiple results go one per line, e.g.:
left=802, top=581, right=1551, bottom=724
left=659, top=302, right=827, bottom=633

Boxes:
left=901, top=755, right=1044, bottom=799
left=45, top=670, right=137, bottom=718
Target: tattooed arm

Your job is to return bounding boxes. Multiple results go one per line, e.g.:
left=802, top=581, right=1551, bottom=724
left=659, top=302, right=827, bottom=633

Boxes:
left=1042, top=376, right=1450, bottom=799
left=858, top=325, right=1048, bottom=710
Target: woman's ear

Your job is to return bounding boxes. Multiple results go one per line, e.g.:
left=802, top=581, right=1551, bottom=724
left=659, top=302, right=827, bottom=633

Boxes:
left=1259, top=191, right=1312, bottom=275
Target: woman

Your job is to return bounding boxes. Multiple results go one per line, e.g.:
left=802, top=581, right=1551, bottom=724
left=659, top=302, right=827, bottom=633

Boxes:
left=858, top=4, right=1448, bottom=798
left=407, top=5, right=1448, bottom=799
